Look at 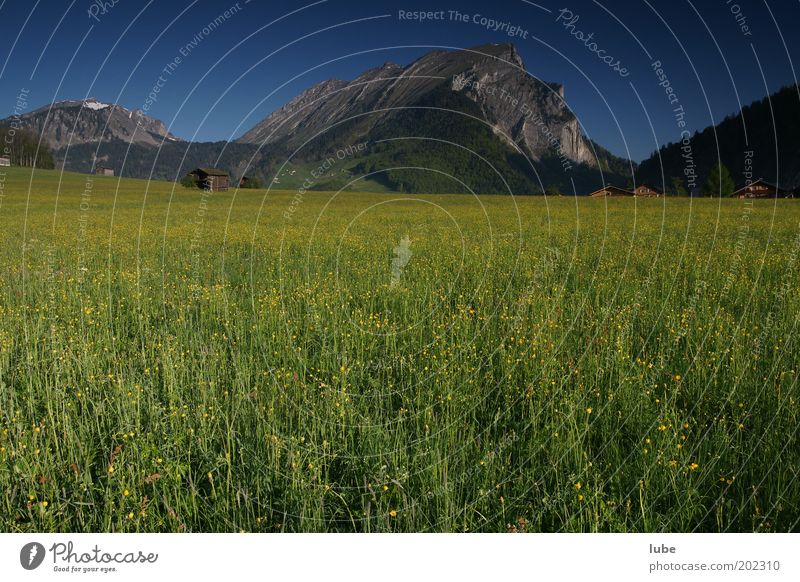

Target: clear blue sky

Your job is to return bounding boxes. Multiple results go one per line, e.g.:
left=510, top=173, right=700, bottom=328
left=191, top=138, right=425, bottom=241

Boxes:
left=1, top=0, right=797, bottom=161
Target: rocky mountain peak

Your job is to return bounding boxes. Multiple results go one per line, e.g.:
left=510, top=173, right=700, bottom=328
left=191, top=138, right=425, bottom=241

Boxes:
left=236, top=44, right=596, bottom=167
left=470, top=43, right=525, bottom=68
left=8, top=98, right=180, bottom=149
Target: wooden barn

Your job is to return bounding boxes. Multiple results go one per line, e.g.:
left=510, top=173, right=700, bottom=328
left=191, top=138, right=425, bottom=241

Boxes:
left=190, top=168, right=229, bottom=191
left=0, top=156, right=10, bottom=167
left=633, top=183, right=662, bottom=197
left=732, top=178, right=791, bottom=199
left=239, top=176, right=252, bottom=188
left=95, top=165, right=114, bottom=176
left=590, top=185, right=634, bottom=197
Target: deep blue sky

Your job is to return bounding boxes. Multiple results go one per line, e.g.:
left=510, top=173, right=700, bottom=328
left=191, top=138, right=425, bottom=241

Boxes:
left=1, top=0, right=797, bottom=161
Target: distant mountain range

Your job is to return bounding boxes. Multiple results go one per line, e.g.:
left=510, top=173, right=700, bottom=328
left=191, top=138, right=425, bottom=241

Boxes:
left=14, top=99, right=182, bottom=149
left=0, top=44, right=632, bottom=193
left=3, top=44, right=796, bottom=195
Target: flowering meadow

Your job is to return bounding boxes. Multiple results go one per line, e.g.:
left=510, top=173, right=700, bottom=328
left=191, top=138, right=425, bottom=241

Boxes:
left=0, top=167, right=798, bottom=532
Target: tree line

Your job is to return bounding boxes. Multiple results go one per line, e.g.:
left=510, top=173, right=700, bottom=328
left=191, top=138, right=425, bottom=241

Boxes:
left=0, top=124, right=55, bottom=168
left=637, top=85, right=800, bottom=195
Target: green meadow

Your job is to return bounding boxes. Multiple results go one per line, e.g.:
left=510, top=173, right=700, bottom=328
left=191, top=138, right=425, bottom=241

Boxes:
left=0, top=166, right=798, bottom=532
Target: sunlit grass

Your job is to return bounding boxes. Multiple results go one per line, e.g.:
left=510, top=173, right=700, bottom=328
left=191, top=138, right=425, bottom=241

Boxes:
left=0, top=167, right=798, bottom=532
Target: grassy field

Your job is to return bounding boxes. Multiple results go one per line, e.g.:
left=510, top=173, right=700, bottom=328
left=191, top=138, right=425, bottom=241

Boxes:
left=0, top=166, right=798, bottom=532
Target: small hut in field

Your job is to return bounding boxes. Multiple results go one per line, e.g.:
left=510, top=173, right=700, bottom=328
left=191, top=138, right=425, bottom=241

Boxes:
left=189, top=168, right=229, bottom=191
left=589, top=185, right=633, bottom=197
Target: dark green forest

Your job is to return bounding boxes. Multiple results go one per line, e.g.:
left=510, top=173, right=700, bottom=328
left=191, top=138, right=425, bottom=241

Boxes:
left=637, top=85, right=800, bottom=193
left=0, top=125, right=55, bottom=169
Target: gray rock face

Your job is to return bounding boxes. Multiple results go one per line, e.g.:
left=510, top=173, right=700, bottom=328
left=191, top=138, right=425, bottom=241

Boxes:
left=239, top=79, right=350, bottom=146
left=9, top=99, right=181, bottom=149
left=237, top=43, right=597, bottom=166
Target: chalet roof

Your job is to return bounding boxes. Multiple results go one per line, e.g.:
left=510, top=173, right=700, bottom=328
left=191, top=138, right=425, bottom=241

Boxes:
left=634, top=183, right=663, bottom=192
left=732, top=178, right=787, bottom=193
left=194, top=167, right=228, bottom=176
left=589, top=185, right=633, bottom=195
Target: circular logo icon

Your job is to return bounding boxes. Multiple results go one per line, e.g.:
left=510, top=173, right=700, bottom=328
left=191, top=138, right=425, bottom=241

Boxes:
left=20, top=542, right=46, bottom=570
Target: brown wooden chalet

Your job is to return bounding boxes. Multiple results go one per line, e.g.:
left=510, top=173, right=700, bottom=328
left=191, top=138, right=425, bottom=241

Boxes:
left=732, top=178, right=791, bottom=199
left=95, top=165, right=114, bottom=176
left=590, top=185, right=633, bottom=197
left=190, top=168, right=229, bottom=191
left=633, top=183, right=662, bottom=197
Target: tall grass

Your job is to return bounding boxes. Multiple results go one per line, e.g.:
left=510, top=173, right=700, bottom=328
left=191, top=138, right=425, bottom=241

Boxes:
left=0, top=168, right=798, bottom=532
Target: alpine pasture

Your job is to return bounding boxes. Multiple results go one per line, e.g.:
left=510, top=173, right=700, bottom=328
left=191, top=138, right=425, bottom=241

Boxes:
left=0, top=167, right=798, bottom=532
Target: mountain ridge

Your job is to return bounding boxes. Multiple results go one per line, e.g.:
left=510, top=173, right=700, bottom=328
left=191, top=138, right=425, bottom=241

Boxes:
left=1, top=44, right=635, bottom=193
left=14, top=98, right=182, bottom=149
left=236, top=43, right=599, bottom=169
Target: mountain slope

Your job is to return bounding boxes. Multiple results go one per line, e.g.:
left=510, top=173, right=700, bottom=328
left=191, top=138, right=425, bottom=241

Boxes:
left=238, top=43, right=598, bottom=168
left=51, top=139, right=260, bottom=182
left=637, top=86, right=800, bottom=191
left=10, top=98, right=181, bottom=149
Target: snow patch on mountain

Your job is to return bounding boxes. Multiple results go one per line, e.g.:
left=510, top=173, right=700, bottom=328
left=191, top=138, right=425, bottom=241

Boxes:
left=83, top=100, right=111, bottom=111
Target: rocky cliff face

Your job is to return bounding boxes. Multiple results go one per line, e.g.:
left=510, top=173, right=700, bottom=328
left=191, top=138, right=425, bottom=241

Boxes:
left=8, top=99, right=181, bottom=149
left=238, top=43, right=597, bottom=167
